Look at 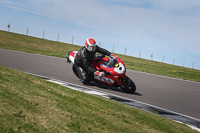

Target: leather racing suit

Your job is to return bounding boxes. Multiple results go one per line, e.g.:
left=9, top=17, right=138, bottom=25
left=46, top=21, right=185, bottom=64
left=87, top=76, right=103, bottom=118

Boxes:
left=74, top=45, right=111, bottom=84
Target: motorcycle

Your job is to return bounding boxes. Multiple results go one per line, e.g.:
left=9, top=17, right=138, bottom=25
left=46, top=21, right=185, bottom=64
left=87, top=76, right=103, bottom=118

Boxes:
left=66, top=51, right=136, bottom=93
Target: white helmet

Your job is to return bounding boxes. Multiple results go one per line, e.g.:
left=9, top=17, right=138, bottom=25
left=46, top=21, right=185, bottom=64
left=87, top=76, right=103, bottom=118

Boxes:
left=85, top=38, right=97, bottom=52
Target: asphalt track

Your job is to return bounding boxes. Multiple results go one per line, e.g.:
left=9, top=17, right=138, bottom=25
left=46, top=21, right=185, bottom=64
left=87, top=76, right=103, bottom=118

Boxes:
left=1, top=49, right=200, bottom=120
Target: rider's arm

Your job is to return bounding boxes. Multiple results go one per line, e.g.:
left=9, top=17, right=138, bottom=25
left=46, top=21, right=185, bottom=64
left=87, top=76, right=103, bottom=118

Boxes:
left=96, top=46, right=117, bottom=59
left=96, top=46, right=111, bottom=56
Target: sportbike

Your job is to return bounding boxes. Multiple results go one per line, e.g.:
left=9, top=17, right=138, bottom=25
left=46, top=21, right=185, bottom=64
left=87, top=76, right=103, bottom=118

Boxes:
left=66, top=51, right=136, bottom=93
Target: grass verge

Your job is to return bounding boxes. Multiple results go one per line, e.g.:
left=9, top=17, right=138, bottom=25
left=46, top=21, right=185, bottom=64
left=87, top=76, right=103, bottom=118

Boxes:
left=0, top=30, right=200, bottom=82
left=0, top=65, right=198, bottom=133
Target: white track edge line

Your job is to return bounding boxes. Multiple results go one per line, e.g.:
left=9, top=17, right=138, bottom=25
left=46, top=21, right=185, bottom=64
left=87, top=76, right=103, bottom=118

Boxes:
left=25, top=72, right=200, bottom=132
left=25, top=72, right=200, bottom=122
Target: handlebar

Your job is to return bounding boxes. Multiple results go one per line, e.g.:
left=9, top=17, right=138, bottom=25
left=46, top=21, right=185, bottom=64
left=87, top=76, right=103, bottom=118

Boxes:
left=107, top=57, right=117, bottom=67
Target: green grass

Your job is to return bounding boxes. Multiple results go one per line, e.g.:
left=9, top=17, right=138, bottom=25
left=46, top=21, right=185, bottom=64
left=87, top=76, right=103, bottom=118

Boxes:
left=0, top=30, right=80, bottom=58
left=0, top=65, right=198, bottom=133
left=0, top=30, right=200, bottom=82
left=118, top=55, right=200, bottom=81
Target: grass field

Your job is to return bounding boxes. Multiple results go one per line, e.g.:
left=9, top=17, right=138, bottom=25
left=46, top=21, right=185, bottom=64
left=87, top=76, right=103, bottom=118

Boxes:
left=0, top=65, right=198, bottom=133
left=0, top=30, right=199, bottom=82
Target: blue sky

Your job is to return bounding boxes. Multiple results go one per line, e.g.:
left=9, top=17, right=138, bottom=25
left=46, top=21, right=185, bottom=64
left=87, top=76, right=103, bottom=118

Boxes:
left=0, top=0, right=200, bottom=69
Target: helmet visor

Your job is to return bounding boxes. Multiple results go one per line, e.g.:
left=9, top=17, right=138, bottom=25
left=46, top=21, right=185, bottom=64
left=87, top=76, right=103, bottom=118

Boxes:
left=87, top=45, right=96, bottom=52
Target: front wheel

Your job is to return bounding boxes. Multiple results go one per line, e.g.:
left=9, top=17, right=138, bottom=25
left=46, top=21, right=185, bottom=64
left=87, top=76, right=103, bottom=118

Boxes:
left=120, top=76, right=136, bottom=93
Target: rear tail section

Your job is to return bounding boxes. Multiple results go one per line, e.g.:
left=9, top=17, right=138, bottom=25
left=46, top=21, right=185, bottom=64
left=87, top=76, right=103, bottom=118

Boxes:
left=66, top=51, right=77, bottom=64
left=66, top=51, right=72, bottom=63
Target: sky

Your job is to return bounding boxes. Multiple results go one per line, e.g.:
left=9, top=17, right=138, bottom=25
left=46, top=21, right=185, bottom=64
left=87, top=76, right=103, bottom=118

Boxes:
left=0, top=0, right=200, bottom=69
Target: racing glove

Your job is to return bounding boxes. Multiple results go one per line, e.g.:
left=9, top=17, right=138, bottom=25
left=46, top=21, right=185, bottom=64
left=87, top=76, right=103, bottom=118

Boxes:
left=109, top=54, right=117, bottom=59
left=94, top=71, right=105, bottom=77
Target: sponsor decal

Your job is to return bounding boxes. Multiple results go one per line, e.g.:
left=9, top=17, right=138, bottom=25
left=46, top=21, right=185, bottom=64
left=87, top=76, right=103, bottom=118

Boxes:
left=114, top=63, right=125, bottom=74
left=94, top=75, right=115, bottom=84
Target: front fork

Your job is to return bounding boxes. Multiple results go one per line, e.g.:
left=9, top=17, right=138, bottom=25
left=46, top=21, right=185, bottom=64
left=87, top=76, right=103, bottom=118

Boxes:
left=116, top=75, right=126, bottom=87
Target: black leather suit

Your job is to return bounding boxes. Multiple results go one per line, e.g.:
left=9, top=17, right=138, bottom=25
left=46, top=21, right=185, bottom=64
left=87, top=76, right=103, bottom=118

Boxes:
left=74, top=46, right=111, bottom=84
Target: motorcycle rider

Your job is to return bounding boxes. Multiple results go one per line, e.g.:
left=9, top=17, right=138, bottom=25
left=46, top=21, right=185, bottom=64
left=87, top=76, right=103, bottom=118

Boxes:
left=72, top=38, right=115, bottom=84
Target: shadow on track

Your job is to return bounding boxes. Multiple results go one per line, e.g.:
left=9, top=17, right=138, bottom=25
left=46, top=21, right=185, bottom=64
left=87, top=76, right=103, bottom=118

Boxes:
left=85, top=81, right=142, bottom=96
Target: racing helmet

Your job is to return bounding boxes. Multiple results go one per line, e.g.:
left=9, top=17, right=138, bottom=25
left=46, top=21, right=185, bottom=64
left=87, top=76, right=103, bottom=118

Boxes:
left=85, top=38, right=97, bottom=52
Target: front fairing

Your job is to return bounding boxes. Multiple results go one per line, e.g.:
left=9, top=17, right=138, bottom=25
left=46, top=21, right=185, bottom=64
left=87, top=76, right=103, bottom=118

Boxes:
left=92, top=56, right=127, bottom=87
left=100, top=57, right=126, bottom=76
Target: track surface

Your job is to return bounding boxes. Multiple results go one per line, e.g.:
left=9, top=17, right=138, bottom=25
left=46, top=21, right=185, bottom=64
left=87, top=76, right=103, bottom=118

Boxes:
left=1, top=49, right=200, bottom=119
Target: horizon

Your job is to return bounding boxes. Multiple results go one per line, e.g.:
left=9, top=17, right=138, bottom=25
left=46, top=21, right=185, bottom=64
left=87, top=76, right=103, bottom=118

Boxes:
left=0, top=0, right=200, bottom=70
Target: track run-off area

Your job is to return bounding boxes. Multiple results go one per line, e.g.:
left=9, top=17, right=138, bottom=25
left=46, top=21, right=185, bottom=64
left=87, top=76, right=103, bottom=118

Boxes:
left=0, top=49, right=200, bottom=130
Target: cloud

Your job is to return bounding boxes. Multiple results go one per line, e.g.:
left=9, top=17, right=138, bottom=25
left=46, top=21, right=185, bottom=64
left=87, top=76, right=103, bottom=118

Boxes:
left=1, top=0, right=200, bottom=56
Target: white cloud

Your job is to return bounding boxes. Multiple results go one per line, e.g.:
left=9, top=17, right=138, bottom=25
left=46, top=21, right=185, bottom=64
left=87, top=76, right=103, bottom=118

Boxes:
left=1, top=0, right=200, bottom=56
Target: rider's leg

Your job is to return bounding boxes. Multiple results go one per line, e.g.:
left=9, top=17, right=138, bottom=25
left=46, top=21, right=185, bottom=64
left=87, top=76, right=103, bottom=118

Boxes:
left=73, top=65, right=90, bottom=84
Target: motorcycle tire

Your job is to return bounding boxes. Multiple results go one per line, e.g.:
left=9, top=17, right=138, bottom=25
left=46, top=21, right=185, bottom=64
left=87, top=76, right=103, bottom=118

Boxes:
left=72, top=64, right=80, bottom=79
left=121, top=76, right=136, bottom=93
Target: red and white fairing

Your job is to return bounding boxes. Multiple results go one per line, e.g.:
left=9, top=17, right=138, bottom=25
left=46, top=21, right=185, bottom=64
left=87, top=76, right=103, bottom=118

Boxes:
left=67, top=51, right=136, bottom=93
left=68, top=51, right=126, bottom=86
left=94, top=56, right=126, bottom=86
left=69, top=51, right=78, bottom=63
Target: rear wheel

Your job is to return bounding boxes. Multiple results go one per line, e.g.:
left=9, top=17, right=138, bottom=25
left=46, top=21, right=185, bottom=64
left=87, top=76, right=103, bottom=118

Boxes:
left=120, top=76, right=136, bottom=93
